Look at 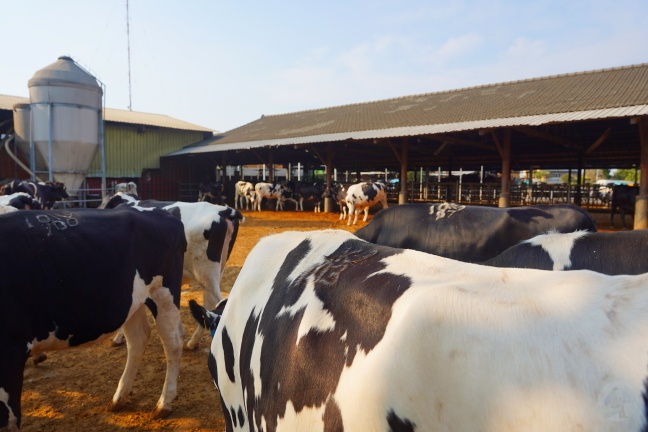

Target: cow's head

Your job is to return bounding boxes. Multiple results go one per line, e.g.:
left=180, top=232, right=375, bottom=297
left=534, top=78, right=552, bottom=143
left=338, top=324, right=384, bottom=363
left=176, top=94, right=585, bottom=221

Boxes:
left=189, top=299, right=227, bottom=337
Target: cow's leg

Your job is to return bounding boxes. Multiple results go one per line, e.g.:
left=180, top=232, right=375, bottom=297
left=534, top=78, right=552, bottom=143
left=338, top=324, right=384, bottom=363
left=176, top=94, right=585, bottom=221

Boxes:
left=147, top=279, right=183, bottom=419
left=111, top=328, right=126, bottom=346
left=0, top=345, right=27, bottom=431
left=347, top=203, right=355, bottom=225
left=110, top=306, right=150, bottom=412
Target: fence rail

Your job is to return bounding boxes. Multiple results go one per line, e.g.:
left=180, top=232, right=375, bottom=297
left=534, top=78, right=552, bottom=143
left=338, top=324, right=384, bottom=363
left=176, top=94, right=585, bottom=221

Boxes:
left=55, top=180, right=613, bottom=211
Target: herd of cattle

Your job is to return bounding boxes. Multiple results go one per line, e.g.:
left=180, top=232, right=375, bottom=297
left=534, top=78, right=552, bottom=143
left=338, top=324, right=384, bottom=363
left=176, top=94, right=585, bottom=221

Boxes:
left=3, top=177, right=648, bottom=431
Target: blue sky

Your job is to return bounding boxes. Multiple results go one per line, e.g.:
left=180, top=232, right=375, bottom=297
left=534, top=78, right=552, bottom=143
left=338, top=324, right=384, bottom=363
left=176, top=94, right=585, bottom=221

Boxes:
left=3, top=1, right=647, bottom=133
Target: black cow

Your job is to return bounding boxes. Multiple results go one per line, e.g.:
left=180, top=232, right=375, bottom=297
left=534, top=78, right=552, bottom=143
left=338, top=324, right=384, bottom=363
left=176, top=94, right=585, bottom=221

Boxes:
left=484, top=229, right=648, bottom=274
left=286, top=181, right=326, bottom=212
left=354, top=203, right=597, bottom=263
left=1, top=179, right=69, bottom=209
left=0, top=206, right=187, bottom=430
left=198, top=181, right=226, bottom=205
left=610, top=184, right=639, bottom=229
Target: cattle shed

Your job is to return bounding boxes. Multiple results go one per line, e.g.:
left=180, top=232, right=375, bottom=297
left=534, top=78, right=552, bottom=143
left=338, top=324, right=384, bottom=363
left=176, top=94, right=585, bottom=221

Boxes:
left=165, top=63, right=648, bottom=227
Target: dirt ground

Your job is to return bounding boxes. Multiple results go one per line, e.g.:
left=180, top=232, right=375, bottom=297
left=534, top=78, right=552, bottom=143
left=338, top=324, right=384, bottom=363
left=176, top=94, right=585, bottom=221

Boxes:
left=20, top=209, right=358, bottom=432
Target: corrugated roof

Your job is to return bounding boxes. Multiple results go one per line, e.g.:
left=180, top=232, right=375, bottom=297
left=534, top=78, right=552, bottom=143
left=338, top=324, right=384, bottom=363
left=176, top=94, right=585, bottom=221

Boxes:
left=187, top=63, right=648, bottom=151
left=167, top=105, right=648, bottom=156
left=0, top=94, right=214, bottom=133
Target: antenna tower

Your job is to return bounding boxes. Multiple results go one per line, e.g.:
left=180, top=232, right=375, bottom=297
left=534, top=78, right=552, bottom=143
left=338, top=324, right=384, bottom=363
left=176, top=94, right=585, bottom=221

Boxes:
left=126, top=0, right=133, bottom=111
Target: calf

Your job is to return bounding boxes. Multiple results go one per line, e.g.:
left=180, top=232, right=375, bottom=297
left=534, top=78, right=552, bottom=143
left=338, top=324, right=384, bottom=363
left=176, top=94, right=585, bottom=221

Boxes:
left=355, top=202, right=597, bottom=263
left=234, top=181, right=256, bottom=210
left=610, top=184, right=639, bottom=229
left=254, top=182, right=290, bottom=211
left=0, top=206, right=186, bottom=430
left=101, top=192, right=243, bottom=349
left=484, top=229, right=648, bottom=274
left=345, top=181, right=388, bottom=225
left=191, top=229, right=648, bottom=431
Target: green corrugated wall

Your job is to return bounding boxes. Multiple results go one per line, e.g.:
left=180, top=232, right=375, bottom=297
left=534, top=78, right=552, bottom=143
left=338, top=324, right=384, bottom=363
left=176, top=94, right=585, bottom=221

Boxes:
left=87, top=123, right=205, bottom=178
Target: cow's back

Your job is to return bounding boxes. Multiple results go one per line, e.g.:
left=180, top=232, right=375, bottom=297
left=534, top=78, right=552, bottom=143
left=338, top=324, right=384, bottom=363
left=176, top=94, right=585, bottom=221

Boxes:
left=0, top=207, right=186, bottom=347
left=354, top=203, right=596, bottom=262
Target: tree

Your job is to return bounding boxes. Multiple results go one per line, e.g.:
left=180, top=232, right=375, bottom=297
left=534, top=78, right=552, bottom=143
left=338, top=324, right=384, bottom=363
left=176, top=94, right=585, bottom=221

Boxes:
left=613, top=169, right=640, bottom=183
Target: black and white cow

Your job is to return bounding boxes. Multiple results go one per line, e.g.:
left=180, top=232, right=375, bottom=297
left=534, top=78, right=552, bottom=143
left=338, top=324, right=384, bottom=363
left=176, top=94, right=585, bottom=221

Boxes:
left=484, top=229, right=648, bottom=274
left=322, top=182, right=348, bottom=220
left=345, top=181, right=388, bottom=225
left=114, top=181, right=139, bottom=197
left=0, top=206, right=186, bottom=430
left=610, top=184, right=639, bottom=229
left=198, top=181, right=226, bottom=205
left=0, top=192, right=42, bottom=211
left=287, top=182, right=326, bottom=212
left=254, top=182, right=290, bottom=211
left=191, top=229, right=648, bottom=431
left=1, top=180, right=69, bottom=209
left=101, top=192, right=243, bottom=349
left=234, top=181, right=256, bottom=210
left=354, top=203, right=598, bottom=263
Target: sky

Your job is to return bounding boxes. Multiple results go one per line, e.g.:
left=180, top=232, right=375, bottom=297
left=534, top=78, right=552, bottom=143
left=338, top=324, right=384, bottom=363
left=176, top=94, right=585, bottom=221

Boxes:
left=3, top=1, right=647, bottom=133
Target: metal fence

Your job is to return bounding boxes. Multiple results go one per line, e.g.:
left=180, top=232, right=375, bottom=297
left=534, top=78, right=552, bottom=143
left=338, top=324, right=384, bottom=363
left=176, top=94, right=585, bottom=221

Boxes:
left=385, top=181, right=611, bottom=210
left=57, top=180, right=612, bottom=211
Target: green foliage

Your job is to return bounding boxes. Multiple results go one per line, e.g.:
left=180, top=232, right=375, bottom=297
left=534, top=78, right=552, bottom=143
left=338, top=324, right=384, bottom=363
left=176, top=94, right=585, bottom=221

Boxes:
left=613, top=169, right=640, bottom=182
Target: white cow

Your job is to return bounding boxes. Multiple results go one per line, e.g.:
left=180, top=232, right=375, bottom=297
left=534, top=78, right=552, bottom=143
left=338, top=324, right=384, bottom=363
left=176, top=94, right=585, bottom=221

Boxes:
left=234, top=181, right=256, bottom=210
left=192, top=229, right=648, bottom=431
left=254, top=182, right=288, bottom=211
left=101, top=192, right=244, bottom=349
left=0, top=192, right=40, bottom=211
left=345, top=181, right=388, bottom=225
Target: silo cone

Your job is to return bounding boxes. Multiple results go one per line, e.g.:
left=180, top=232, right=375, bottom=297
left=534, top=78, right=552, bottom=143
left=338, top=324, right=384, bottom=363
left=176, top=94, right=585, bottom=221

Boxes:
left=28, top=56, right=102, bottom=193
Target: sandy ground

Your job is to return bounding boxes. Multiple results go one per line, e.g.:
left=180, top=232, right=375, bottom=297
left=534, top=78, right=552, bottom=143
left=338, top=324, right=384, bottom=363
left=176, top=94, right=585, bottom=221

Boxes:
left=19, top=209, right=358, bottom=432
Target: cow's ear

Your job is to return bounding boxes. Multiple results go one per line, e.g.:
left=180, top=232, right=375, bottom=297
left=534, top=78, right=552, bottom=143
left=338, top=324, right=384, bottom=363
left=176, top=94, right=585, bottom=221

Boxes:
left=189, top=299, right=225, bottom=337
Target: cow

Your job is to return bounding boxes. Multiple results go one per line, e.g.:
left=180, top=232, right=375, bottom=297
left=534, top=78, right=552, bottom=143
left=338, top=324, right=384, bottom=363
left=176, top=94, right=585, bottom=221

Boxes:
left=0, top=206, right=186, bottom=430
left=345, top=181, right=388, bottom=225
left=610, top=184, right=639, bottom=229
left=1, top=179, right=69, bottom=210
left=114, top=181, right=139, bottom=197
left=484, top=229, right=648, bottom=274
left=0, top=192, right=42, bottom=211
left=190, top=229, right=648, bottom=431
left=322, top=182, right=348, bottom=220
left=100, top=192, right=244, bottom=349
left=234, top=181, right=256, bottom=210
left=286, top=182, right=326, bottom=212
left=354, top=203, right=597, bottom=263
left=198, top=181, right=226, bottom=205
left=254, top=182, right=291, bottom=211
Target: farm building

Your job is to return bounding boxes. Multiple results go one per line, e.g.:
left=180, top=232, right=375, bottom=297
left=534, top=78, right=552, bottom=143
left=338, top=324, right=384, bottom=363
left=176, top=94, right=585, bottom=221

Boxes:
left=0, top=56, right=214, bottom=204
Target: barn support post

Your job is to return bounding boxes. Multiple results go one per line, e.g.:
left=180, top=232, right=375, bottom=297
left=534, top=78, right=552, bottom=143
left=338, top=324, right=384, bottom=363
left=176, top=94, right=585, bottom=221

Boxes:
left=635, top=116, right=648, bottom=229
left=399, top=137, right=408, bottom=204
left=496, top=129, right=512, bottom=208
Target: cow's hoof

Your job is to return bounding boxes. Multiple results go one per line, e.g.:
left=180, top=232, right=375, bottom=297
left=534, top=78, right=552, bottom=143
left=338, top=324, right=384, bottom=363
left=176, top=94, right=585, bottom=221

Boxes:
left=152, top=407, right=172, bottom=419
left=110, top=339, right=125, bottom=347
left=108, top=399, right=128, bottom=412
left=185, top=340, right=200, bottom=350
left=33, top=352, right=48, bottom=365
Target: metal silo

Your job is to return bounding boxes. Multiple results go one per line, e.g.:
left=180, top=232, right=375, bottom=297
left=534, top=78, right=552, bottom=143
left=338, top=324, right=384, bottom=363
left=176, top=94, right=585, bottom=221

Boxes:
left=27, top=55, right=104, bottom=194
